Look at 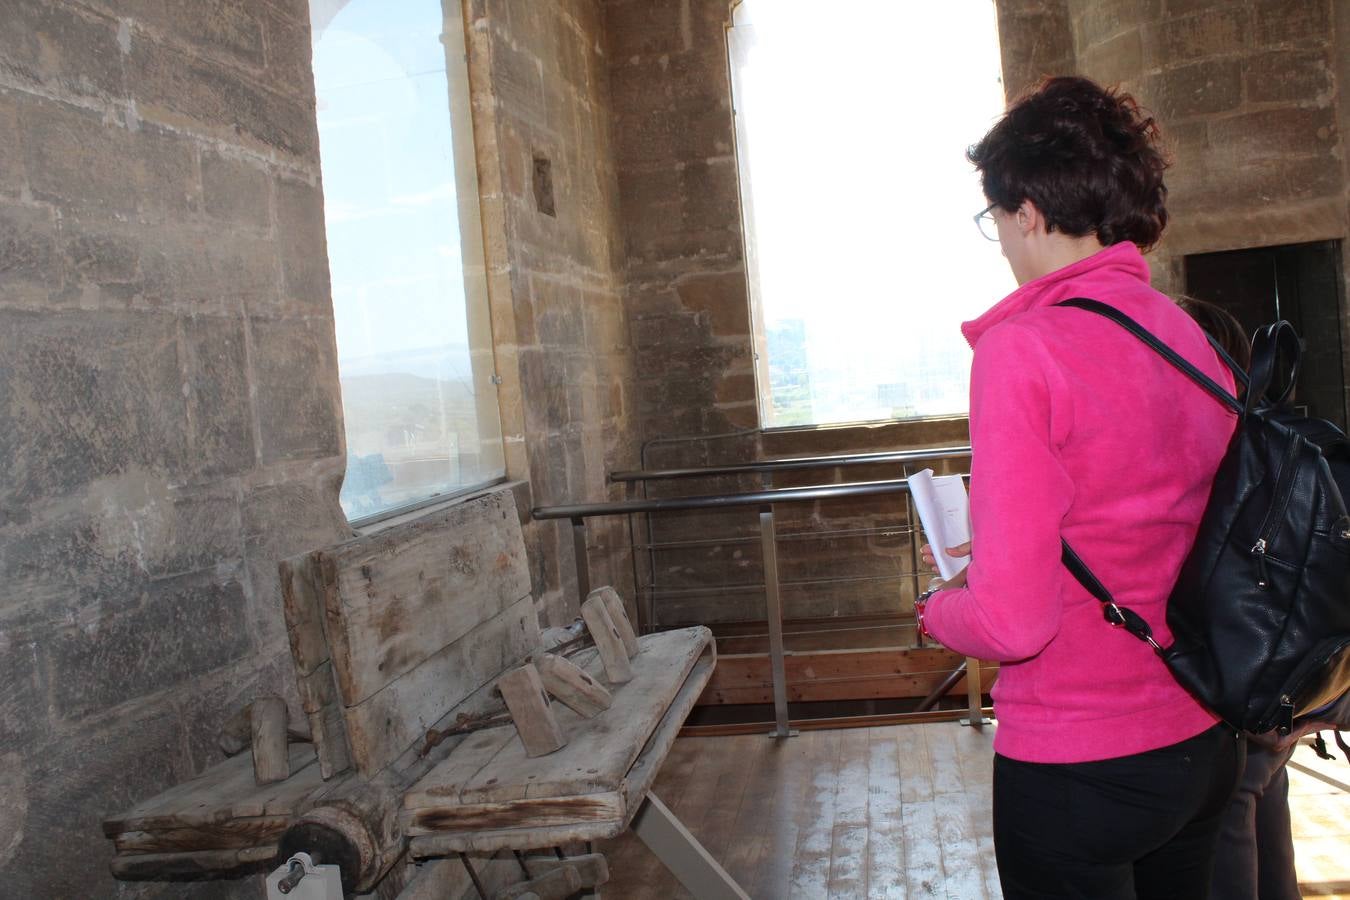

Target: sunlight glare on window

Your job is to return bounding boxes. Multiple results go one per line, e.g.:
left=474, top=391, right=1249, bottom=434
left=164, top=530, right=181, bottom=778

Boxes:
left=729, top=1, right=1016, bottom=427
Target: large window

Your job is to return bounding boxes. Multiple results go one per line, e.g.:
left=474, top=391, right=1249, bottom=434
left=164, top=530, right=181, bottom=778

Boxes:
left=311, top=0, right=503, bottom=521
left=729, top=1, right=1016, bottom=428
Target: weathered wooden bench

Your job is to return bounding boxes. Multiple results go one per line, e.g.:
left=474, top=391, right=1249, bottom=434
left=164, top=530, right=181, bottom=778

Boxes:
left=102, top=484, right=743, bottom=898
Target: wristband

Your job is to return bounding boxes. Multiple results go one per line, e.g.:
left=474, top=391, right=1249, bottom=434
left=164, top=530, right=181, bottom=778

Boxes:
left=914, top=587, right=938, bottom=641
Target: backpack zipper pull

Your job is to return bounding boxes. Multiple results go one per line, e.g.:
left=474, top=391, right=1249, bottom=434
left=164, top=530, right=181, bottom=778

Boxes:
left=1277, top=694, right=1294, bottom=735
left=1252, top=538, right=1270, bottom=589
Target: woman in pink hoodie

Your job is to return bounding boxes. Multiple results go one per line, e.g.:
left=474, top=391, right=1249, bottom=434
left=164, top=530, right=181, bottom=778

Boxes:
left=918, top=77, right=1243, bottom=897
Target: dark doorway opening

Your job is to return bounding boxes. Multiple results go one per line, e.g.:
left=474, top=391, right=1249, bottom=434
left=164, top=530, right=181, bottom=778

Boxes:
left=1185, top=240, right=1347, bottom=430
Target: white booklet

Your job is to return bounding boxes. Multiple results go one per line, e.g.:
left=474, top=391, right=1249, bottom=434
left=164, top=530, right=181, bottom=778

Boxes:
left=909, top=468, right=972, bottom=581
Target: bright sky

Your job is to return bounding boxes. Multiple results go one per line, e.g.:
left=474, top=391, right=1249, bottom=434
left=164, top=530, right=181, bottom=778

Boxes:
left=312, top=0, right=471, bottom=377
left=731, top=0, right=1016, bottom=424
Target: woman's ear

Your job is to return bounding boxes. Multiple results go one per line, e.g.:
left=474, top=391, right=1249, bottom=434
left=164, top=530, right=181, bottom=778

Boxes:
left=1016, top=200, right=1044, bottom=235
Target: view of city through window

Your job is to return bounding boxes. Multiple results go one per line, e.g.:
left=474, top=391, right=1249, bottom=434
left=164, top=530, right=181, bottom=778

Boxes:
left=729, top=1, right=1016, bottom=428
left=311, top=0, right=502, bottom=521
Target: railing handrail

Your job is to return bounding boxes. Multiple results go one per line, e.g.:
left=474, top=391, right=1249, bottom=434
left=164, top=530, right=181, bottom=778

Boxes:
left=532, top=477, right=916, bottom=520
left=608, top=445, right=971, bottom=483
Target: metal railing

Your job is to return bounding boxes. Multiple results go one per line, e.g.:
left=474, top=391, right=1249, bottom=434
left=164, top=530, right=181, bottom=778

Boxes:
left=533, top=446, right=980, bottom=738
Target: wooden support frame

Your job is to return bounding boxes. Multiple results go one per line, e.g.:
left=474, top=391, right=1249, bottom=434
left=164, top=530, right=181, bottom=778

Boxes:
left=630, top=793, right=749, bottom=900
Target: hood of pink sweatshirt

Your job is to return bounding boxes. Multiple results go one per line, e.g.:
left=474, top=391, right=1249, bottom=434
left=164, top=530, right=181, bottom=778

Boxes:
left=924, top=242, right=1234, bottom=763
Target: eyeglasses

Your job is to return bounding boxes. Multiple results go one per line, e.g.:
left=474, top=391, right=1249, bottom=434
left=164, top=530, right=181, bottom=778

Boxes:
left=974, top=204, right=999, bottom=242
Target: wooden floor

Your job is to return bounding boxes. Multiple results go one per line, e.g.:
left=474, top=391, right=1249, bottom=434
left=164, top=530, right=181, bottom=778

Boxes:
left=601, top=721, right=999, bottom=899
left=601, top=722, right=1350, bottom=899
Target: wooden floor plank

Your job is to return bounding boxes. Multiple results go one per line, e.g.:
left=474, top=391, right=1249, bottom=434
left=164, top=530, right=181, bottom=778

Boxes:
left=788, top=729, right=843, bottom=898
left=827, top=727, right=872, bottom=898
left=865, top=726, right=906, bottom=899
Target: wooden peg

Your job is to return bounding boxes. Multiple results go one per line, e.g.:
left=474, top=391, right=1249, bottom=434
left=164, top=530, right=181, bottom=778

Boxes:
left=497, top=664, right=567, bottom=757
left=580, top=595, right=633, bottom=685
left=250, top=696, right=290, bottom=785
left=493, top=864, right=581, bottom=900
left=593, top=586, right=639, bottom=657
left=535, top=652, right=612, bottom=717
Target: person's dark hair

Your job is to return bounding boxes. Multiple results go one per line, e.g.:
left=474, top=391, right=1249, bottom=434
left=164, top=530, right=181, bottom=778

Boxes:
left=968, top=76, right=1169, bottom=250
left=1176, top=294, right=1251, bottom=369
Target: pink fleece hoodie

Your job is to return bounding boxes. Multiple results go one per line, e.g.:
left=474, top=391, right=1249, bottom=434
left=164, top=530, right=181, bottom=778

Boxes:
left=923, top=242, right=1236, bottom=763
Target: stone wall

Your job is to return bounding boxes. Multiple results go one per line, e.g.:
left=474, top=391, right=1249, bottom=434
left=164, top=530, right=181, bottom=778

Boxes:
left=0, top=1, right=352, bottom=896
left=1071, top=0, right=1349, bottom=416
left=467, top=0, right=638, bottom=626
left=1071, top=0, right=1346, bottom=291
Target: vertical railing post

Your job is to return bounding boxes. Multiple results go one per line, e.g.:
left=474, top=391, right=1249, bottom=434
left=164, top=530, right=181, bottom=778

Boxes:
left=571, top=516, right=590, bottom=601
left=960, top=656, right=991, bottom=727
left=759, top=504, right=795, bottom=738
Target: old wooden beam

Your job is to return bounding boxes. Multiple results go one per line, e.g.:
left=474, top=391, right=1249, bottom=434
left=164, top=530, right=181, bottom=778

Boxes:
left=251, top=697, right=291, bottom=785
left=592, top=586, right=639, bottom=657
left=579, top=595, right=632, bottom=685
left=535, top=653, right=611, bottom=718
left=497, top=664, right=567, bottom=758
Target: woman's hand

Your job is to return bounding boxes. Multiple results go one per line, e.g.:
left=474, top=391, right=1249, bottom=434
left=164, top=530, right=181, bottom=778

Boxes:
left=919, top=541, right=972, bottom=590
left=920, top=541, right=971, bottom=570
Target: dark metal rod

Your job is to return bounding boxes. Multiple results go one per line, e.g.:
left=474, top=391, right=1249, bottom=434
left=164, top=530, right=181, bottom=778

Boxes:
left=535, top=477, right=913, bottom=521
left=610, top=446, right=972, bottom=483
left=915, top=660, right=968, bottom=712
left=571, top=516, right=590, bottom=600
left=631, top=524, right=915, bottom=551
left=760, top=506, right=792, bottom=739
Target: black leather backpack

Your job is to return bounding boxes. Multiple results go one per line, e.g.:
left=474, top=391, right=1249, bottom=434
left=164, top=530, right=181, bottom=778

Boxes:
left=1055, top=298, right=1350, bottom=736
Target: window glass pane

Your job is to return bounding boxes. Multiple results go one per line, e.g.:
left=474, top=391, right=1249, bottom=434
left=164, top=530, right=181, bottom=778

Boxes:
left=729, top=1, right=1016, bottom=428
left=311, top=0, right=503, bottom=520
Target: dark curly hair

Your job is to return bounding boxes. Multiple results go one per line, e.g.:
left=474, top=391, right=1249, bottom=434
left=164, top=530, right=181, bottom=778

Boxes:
left=968, top=76, right=1170, bottom=250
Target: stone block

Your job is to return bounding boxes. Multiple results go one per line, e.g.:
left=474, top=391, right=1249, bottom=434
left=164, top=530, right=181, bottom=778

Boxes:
left=1078, top=26, right=1143, bottom=87
left=274, top=177, right=333, bottom=315
left=0, top=309, right=189, bottom=508
left=674, top=270, right=749, bottom=337
left=0, top=0, right=125, bottom=99
left=114, top=0, right=266, bottom=69
left=202, top=151, right=271, bottom=229
left=1, top=703, right=181, bottom=899
left=148, top=485, right=244, bottom=578
left=127, top=35, right=317, bottom=160
left=136, top=224, right=281, bottom=314
left=533, top=279, right=586, bottom=348
left=1151, top=5, right=1249, bottom=64
left=1207, top=106, right=1339, bottom=164
left=57, top=219, right=141, bottom=294
left=1073, top=0, right=1162, bottom=51
left=0, top=633, right=46, bottom=754
left=519, top=346, right=573, bottom=435
left=1244, top=49, right=1332, bottom=105
left=261, top=4, right=315, bottom=100
left=613, top=93, right=734, bottom=168
left=250, top=317, right=343, bottom=466
left=997, top=8, right=1076, bottom=96
left=49, top=571, right=252, bottom=719
left=19, top=96, right=197, bottom=220
left=0, top=510, right=144, bottom=627
left=1253, top=0, right=1331, bottom=47
left=491, top=35, right=546, bottom=125
left=0, top=203, right=60, bottom=308
left=632, top=312, right=704, bottom=350
left=240, top=478, right=351, bottom=566
left=1143, top=58, right=1241, bottom=120
left=182, top=315, right=256, bottom=478
left=0, top=90, right=23, bottom=198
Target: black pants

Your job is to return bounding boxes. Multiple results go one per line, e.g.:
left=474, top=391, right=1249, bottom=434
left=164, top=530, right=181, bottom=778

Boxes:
left=993, top=723, right=1244, bottom=899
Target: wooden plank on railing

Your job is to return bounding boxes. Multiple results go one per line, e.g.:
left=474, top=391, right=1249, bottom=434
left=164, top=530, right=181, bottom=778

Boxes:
left=697, top=647, right=997, bottom=706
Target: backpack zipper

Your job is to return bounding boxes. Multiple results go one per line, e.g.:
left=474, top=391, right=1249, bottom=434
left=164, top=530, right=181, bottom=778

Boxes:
left=1251, top=436, right=1302, bottom=589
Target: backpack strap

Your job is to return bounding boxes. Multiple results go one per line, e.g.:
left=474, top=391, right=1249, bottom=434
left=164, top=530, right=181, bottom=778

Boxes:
left=1052, top=297, right=1253, bottom=653
left=1057, top=298, right=1245, bottom=415
left=1060, top=541, right=1162, bottom=653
